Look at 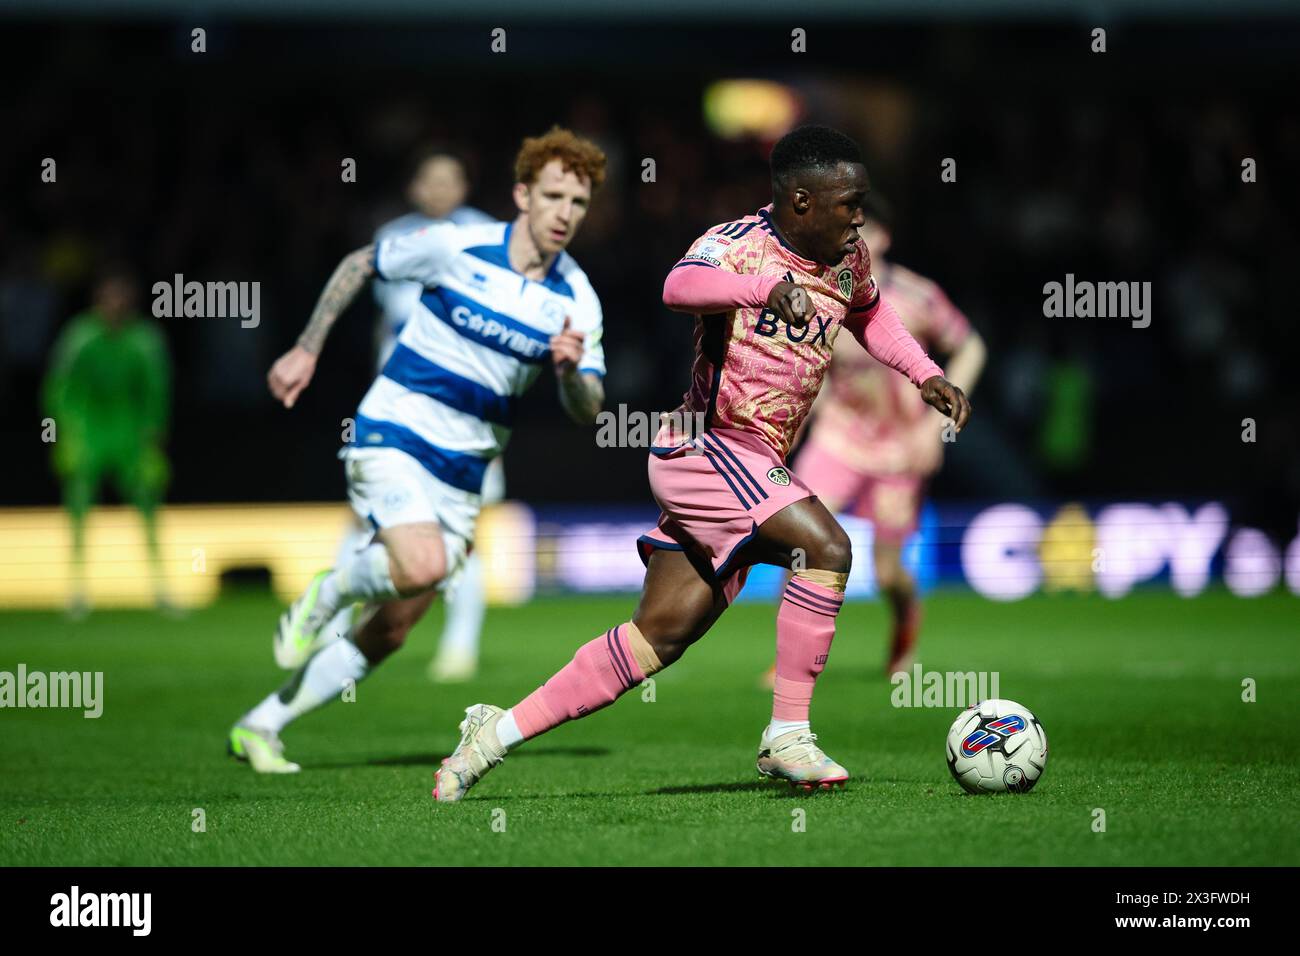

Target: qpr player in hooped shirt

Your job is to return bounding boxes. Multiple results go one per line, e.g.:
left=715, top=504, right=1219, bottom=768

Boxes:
left=226, top=127, right=609, bottom=774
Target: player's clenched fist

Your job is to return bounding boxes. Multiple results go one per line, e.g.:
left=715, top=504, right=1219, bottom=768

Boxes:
left=268, top=345, right=318, bottom=409
left=920, top=375, right=972, bottom=432
left=766, top=281, right=812, bottom=328
left=550, top=317, right=585, bottom=377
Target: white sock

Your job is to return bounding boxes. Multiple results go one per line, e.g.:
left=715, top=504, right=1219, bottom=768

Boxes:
left=312, top=573, right=344, bottom=622
left=335, top=543, right=400, bottom=604
left=333, top=517, right=372, bottom=570
left=320, top=601, right=380, bottom=644
left=496, top=709, right=524, bottom=750
left=321, top=604, right=357, bottom=646
left=242, top=640, right=370, bottom=733
left=438, top=553, right=485, bottom=658
left=242, top=689, right=294, bottom=734
left=767, top=719, right=811, bottom=738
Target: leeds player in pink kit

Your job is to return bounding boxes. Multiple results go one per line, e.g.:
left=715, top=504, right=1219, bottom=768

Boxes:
left=434, top=126, right=971, bottom=799
left=773, top=195, right=986, bottom=678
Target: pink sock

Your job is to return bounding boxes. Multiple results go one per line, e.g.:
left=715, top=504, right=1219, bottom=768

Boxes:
left=773, top=578, right=843, bottom=722
left=511, top=623, right=646, bottom=741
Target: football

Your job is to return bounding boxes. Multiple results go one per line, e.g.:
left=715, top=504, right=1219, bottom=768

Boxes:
left=945, top=699, right=1048, bottom=794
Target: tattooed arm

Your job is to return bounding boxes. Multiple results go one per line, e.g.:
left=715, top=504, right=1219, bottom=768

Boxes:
left=268, top=244, right=376, bottom=409
left=296, top=245, right=377, bottom=355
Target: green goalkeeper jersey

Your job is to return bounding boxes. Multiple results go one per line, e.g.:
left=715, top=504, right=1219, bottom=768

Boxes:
left=43, top=311, right=171, bottom=460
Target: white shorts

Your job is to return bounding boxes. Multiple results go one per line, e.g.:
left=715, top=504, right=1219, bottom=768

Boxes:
left=342, top=446, right=479, bottom=584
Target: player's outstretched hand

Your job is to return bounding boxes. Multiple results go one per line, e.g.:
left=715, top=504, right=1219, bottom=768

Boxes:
left=920, top=375, right=972, bottom=432
left=550, top=317, right=585, bottom=377
left=767, top=281, right=812, bottom=328
left=268, top=345, right=318, bottom=409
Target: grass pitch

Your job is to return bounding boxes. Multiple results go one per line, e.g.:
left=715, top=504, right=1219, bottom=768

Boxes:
left=1, top=589, right=1297, bottom=866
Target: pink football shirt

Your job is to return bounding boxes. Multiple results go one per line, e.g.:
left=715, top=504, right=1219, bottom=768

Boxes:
left=654, top=205, right=893, bottom=460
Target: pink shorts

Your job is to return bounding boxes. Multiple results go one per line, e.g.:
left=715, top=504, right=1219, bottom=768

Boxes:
left=795, top=441, right=924, bottom=545
left=636, top=428, right=814, bottom=600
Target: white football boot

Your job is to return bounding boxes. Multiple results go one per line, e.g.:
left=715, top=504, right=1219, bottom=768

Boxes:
left=433, top=704, right=508, bottom=802
left=757, top=726, right=849, bottom=791
left=273, top=571, right=347, bottom=669
left=227, top=724, right=301, bottom=774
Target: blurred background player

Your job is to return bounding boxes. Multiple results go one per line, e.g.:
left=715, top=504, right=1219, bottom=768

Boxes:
left=42, top=267, right=172, bottom=617
left=229, top=127, right=608, bottom=773
left=766, top=194, right=985, bottom=681
left=371, top=150, right=496, bottom=366
left=328, top=150, right=502, bottom=683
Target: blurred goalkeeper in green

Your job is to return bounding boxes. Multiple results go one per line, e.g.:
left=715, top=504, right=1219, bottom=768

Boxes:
left=43, top=268, right=172, bottom=616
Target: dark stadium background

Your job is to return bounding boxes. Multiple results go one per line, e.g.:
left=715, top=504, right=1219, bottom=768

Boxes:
left=2, top=9, right=1298, bottom=542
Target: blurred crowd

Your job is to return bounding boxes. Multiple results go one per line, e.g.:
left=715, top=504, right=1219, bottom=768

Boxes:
left=1, top=18, right=1297, bottom=538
